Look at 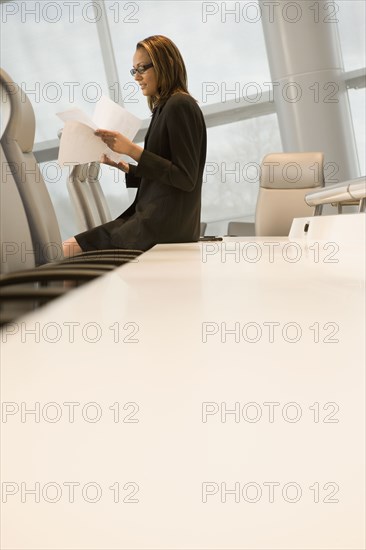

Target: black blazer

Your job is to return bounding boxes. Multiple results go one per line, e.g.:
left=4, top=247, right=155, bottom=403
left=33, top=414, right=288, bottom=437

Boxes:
left=75, top=93, right=207, bottom=251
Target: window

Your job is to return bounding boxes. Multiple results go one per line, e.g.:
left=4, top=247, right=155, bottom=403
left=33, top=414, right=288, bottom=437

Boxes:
left=1, top=0, right=109, bottom=142
left=337, top=0, right=366, bottom=72
left=203, top=114, right=282, bottom=235
left=348, top=88, right=366, bottom=175
left=106, top=0, right=271, bottom=116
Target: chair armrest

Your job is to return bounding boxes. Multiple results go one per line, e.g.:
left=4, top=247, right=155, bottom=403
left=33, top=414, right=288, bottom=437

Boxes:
left=57, top=256, right=132, bottom=267
left=71, top=249, right=143, bottom=260
left=0, top=268, right=107, bottom=286
left=38, top=260, right=116, bottom=270
left=0, top=287, right=67, bottom=299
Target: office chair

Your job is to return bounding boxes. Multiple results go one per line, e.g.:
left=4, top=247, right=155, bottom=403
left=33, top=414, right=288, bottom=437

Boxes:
left=0, top=84, right=77, bottom=278
left=0, top=145, right=113, bottom=325
left=1, top=68, right=65, bottom=265
left=67, top=161, right=114, bottom=232
left=227, top=221, right=255, bottom=236
left=0, top=149, right=128, bottom=285
left=0, top=147, right=36, bottom=275
left=255, top=152, right=324, bottom=236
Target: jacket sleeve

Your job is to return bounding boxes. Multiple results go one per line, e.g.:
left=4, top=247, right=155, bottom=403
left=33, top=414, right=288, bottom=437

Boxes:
left=133, top=98, right=205, bottom=192
left=125, top=164, right=141, bottom=188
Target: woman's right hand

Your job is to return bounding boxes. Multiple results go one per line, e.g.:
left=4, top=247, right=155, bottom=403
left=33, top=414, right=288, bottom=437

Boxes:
left=100, top=154, right=129, bottom=173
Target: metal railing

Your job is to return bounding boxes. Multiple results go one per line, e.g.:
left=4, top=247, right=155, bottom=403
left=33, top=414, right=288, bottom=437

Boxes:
left=305, top=176, right=366, bottom=215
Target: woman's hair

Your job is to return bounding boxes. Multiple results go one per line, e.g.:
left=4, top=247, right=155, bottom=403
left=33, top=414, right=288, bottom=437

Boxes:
left=136, top=35, right=190, bottom=111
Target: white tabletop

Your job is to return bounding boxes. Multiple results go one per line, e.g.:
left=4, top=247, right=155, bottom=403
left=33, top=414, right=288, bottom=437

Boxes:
left=1, top=232, right=365, bottom=549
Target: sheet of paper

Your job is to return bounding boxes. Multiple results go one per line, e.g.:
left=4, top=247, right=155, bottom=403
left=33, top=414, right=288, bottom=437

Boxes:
left=57, top=96, right=142, bottom=167
left=56, top=108, right=97, bottom=130
left=93, top=96, right=141, bottom=140
left=58, top=120, right=122, bottom=168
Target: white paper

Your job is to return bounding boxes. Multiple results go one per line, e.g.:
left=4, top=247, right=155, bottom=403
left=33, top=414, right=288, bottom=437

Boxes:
left=56, top=97, right=142, bottom=168
left=57, top=120, right=109, bottom=167
left=57, top=108, right=97, bottom=130
left=93, top=96, right=141, bottom=140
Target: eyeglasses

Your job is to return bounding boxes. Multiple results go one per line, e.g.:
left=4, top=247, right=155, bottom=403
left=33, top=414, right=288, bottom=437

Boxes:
left=130, top=63, right=153, bottom=76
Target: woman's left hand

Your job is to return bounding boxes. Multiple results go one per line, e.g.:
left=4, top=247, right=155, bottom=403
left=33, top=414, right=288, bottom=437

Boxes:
left=95, top=129, right=132, bottom=156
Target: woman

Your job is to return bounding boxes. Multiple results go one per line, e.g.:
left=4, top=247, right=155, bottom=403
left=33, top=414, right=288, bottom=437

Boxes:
left=63, top=35, right=207, bottom=257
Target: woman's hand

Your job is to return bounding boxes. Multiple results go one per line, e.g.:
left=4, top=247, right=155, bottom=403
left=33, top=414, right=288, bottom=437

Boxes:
left=100, top=154, right=129, bottom=173
left=95, top=129, right=131, bottom=155
left=95, top=129, right=143, bottom=163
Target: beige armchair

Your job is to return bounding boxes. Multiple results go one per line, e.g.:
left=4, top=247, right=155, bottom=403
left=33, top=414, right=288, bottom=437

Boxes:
left=255, top=152, right=324, bottom=236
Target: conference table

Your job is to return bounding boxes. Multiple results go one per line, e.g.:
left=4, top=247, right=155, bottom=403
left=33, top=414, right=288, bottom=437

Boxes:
left=1, top=225, right=365, bottom=549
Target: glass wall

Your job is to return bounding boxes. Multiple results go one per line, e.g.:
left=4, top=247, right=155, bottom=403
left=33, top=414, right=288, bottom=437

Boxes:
left=105, top=0, right=272, bottom=114
left=1, top=1, right=109, bottom=143
left=337, top=0, right=366, bottom=71
left=348, top=89, right=366, bottom=175
left=337, top=0, right=366, bottom=175
left=203, top=114, right=282, bottom=234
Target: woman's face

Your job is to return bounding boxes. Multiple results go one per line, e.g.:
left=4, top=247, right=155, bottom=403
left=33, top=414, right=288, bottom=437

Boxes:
left=132, top=48, right=159, bottom=98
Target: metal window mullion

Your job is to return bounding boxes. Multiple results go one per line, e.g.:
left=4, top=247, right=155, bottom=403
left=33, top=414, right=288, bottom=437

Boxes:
left=93, top=0, right=123, bottom=106
left=345, top=68, right=366, bottom=90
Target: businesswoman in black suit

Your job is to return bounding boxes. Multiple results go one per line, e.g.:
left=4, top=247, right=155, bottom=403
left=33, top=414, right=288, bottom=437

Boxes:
left=63, top=35, right=207, bottom=256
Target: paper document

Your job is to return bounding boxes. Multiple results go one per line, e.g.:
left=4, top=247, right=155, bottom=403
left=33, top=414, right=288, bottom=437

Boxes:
left=57, top=96, right=142, bottom=168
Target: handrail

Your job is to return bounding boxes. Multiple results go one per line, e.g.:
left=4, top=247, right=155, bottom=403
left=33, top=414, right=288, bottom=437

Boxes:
left=305, top=176, right=366, bottom=215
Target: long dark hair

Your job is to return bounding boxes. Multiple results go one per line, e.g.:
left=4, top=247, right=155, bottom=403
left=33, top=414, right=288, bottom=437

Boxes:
left=136, top=35, right=190, bottom=111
